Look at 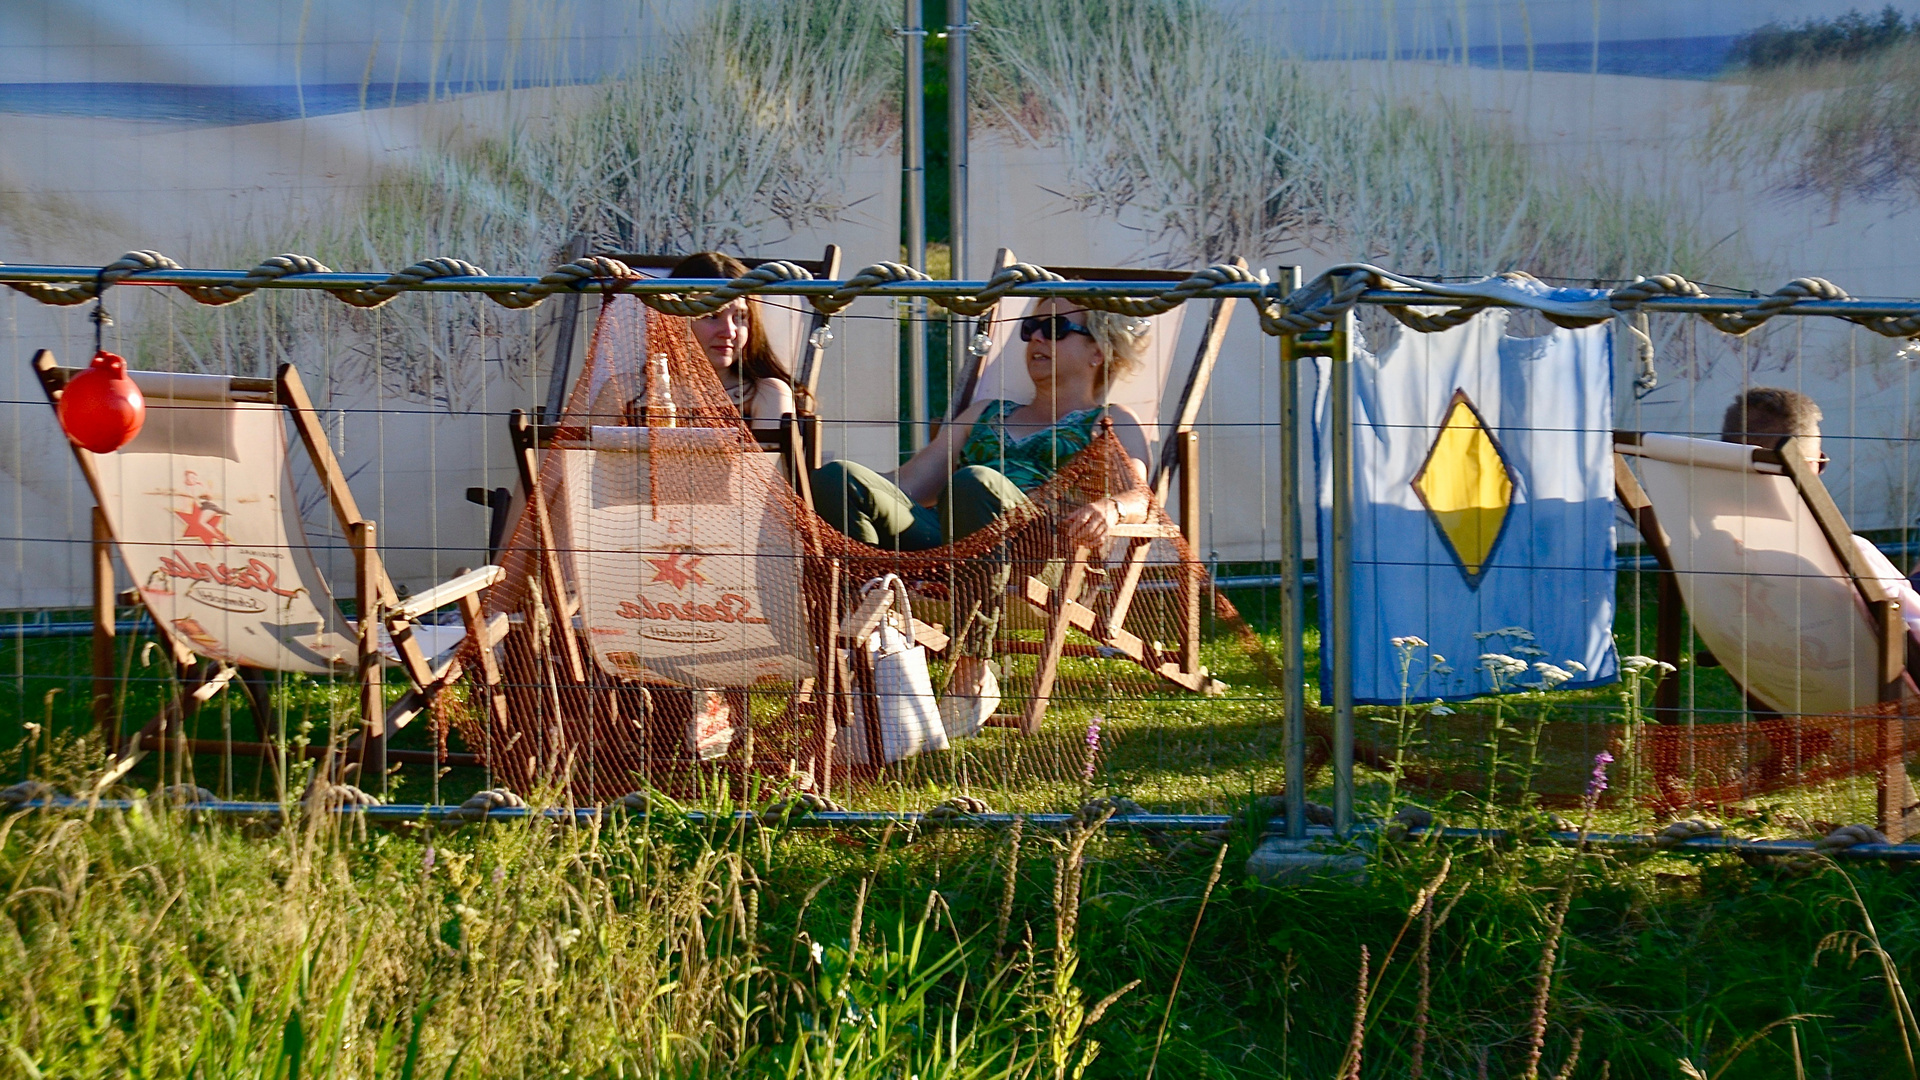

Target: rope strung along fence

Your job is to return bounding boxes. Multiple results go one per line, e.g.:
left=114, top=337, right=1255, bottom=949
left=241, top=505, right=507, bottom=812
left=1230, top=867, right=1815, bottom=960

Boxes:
left=6, top=253, right=1920, bottom=338
left=12, top=251, right=1920, bottom=828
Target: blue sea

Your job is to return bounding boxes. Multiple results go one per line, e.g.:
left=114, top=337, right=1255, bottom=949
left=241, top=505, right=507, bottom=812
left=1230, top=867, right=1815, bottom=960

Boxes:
left=0, top=80, right=583, bottom=126
left=1327, top=34, right=1742, bottom=80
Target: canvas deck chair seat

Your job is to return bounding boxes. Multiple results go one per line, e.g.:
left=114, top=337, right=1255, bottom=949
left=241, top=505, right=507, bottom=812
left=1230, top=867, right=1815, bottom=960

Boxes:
left=502, top=410, right=909, bottom=794
left=32, top=352, right=507, bottom=785
left=927, top=249, right=1244, bottom=732
left=1613, top=430, right=1920, bottom=837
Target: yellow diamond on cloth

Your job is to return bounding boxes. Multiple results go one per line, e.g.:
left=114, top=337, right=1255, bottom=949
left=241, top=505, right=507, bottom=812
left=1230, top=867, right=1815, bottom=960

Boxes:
left=1411, top=390, right=1513, bottom=585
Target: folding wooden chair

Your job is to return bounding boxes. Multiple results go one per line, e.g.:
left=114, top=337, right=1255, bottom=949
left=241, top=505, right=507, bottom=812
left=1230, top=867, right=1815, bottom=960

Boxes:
left=32, top=351, right=506, bottom=787
left=473, top=245, right=843, bottom=545
left=947, top=250, right=1242, bottom=733
left=507, top=411, right=909, bottom=789
left=1615, top=430, right=1919, bottom=837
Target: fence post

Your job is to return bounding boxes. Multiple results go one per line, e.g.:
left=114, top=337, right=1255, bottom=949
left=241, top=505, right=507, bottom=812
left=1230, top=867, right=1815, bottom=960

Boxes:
left=1280, top=306, right=1354, bottom=836
left=1275, top=268, right=1307, bottom=841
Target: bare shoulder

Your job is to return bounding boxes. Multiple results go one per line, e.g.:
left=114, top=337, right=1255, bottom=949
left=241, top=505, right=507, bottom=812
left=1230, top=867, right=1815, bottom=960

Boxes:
left=1102, top=402, right=1149, bottom=431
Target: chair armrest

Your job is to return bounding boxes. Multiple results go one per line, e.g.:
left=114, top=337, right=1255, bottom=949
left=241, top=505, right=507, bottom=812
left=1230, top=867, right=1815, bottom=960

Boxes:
left=391, top=565, right=506, bottom=623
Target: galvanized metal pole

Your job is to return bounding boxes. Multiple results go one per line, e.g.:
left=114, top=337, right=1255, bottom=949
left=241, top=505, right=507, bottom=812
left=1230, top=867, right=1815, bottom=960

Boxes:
left=1328, top=309, right=1356, bottom=836
left=901, top=3, right=929, bottom=450
left=1276, top=267, right=1307, bottom=841
left=946, top=0, right=970, bottom=407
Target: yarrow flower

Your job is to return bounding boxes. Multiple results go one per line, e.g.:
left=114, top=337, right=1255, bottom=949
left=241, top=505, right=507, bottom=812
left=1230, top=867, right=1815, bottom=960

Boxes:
left=1427, top=701, right=1455, bottom=716
left=1480, top=653, right=1528, bottom=678
left=1391, top=635, right=1429, bottom=650
left=1525, top=662, right=1576, bottom=690
left=1474, top=626, right=1536, bottom=642
left=1621, top=655, right=1676, bottom=675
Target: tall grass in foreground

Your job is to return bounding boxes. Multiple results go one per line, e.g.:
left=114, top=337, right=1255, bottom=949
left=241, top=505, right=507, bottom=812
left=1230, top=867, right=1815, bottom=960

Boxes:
left=972, top=0, right=1719, bottom=279
left=7, top=788, right=1920, bottom=1077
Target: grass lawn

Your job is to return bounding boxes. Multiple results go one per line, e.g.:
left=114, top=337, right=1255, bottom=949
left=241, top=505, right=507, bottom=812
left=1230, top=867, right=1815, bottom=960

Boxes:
left=4, top=576, right=1917, bottom=1076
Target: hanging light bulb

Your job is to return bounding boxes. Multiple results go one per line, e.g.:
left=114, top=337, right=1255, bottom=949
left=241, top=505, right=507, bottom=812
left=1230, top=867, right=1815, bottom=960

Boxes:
left=969, top=331, right=992, bottom=357
left=808, top=324, right=835, bottom=350
left=57, top=351, right=145, bottom=453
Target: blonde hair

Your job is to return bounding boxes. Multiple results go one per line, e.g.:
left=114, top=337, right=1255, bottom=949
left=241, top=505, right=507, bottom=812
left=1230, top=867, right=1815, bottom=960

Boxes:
left=1083, top=309, right=1152, bottom=392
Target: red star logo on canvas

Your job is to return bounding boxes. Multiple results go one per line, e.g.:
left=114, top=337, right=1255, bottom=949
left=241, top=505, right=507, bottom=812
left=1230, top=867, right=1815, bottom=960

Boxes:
left=175, top=500, right=230, bottom=548
left=647, top=550, right=708, bottom=591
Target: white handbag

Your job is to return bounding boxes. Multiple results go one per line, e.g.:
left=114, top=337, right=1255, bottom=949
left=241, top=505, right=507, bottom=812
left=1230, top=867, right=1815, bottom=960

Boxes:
left=842, top=574, right=948, bottom=765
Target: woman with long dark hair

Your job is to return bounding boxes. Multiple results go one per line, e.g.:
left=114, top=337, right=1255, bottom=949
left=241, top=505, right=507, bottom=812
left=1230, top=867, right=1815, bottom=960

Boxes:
left=669, top=251, right=797, bottom=430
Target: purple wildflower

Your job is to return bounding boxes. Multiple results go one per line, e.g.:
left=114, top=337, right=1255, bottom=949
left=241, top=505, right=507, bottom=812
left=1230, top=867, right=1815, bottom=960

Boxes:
left=1083, top=714, right=1104, bottom=783
left=1587, top=751, right=1614, bottom=802
left=422, top=846, right=437, bottom=872
left=492, top=866, right=507, bottom=884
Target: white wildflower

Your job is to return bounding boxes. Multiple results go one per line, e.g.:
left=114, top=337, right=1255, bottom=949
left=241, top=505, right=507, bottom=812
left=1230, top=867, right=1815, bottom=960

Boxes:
left=1480, top=653, right=1528, bottom=677
left=1622, top=655, right=1674, bottom=675
left=1429, top=653, right=1445, bottom=664
left=1564, top=661, right=1588, bottom=674
left=810, top=940, right=825, bottom=965
left=1528, top=662, right=1575, bottom=690
left=1427, top=701, right=1456, bottom=716
left=1391, top=635, right=1429, bottom=650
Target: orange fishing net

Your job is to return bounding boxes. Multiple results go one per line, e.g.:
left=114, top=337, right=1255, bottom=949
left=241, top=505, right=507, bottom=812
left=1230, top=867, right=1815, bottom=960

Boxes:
left=450, top=296, right=1275, bottom=806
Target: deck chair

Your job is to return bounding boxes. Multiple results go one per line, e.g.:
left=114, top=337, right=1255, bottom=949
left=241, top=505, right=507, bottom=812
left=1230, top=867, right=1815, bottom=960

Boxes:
left=513, top=417, right=899, bottom=789
left=1614, top=430, right=1919, bottom=837
left=473, top=246, right=843, bottom=547
left=943, top=249, right=1242, bottom=732
left=31, top=351, right=507, bottom=787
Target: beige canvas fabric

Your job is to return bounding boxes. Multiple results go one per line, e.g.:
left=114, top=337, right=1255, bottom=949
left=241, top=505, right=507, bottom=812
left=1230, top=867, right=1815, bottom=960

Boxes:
left=559, top=425, right=814, bottom=688
left=91, top=371, right=358, bottom=674
left=1627, top=433, right=1881, bottom=715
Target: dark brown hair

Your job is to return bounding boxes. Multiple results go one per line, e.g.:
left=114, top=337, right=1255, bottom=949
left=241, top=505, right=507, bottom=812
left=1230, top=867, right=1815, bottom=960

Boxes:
left=1720, top=387, right=1823, bottom=447
left=669, top=252, right=794, bottom=407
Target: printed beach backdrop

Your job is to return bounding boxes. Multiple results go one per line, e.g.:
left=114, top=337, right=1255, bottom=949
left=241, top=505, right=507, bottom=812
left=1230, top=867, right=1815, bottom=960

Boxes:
left=5, top=0, right=1920, bottom=604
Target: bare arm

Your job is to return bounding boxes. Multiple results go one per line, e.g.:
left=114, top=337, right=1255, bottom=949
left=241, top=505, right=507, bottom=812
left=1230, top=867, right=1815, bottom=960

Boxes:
left=893, top=399, right=993, bottom=505
left=1059, top=404, right=1154, bottom=548
left=743, top=378, right=797, bottom=433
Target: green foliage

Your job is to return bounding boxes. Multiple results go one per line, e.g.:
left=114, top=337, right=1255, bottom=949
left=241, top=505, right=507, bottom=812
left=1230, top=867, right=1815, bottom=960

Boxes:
left=4, top=793, right=1920, bottom=1076
left=1731, top=7, right=1916, bottom=70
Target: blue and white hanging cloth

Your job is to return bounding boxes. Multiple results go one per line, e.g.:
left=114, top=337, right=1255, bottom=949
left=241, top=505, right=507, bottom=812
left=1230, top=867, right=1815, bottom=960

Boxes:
left=1315, top=304, right=1618, bottom=705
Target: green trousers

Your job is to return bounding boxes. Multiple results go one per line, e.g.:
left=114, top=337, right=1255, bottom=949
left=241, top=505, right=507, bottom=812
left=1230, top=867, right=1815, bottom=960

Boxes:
left=812, top=461, right=1029, bottom=657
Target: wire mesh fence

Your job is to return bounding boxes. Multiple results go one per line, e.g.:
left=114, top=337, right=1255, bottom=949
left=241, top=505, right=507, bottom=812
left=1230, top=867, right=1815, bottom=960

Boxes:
left=6, top=264, right=1920, bottom=839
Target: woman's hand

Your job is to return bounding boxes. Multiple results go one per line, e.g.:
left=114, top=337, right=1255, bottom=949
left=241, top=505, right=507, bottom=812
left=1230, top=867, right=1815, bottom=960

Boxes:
left=1059, top=497, right=1122, bottom=550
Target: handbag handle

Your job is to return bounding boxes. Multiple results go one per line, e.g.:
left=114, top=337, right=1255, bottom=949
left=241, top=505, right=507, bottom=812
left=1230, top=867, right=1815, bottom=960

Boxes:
left=859, top=573, right=915, bottom=632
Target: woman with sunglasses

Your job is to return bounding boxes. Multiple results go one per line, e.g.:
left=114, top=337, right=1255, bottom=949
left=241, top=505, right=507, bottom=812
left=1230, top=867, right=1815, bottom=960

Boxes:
left=588, top=251, right=797, bottom=430
left=813, top=297, right=1155, bottom=730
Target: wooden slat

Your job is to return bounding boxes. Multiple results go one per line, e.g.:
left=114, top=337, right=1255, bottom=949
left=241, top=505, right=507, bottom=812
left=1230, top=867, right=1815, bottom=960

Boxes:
left=1022, top=550, right=1091, bottom=735
left=392, top=564, right=505, bottom=622
left=510, top=410, right=587, bottom=681
left=92, top=506, right=117, bottom=751
left=1612, top=448, right=1685, bottom=720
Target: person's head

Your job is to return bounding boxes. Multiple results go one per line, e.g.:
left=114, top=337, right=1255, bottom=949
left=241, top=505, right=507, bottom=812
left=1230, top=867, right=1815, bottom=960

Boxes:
left=669, top=252, right=792, bottom=391
left=1019, top=297, right=1151, bottom=401
left=1721, top=387, right=1823, bottom=468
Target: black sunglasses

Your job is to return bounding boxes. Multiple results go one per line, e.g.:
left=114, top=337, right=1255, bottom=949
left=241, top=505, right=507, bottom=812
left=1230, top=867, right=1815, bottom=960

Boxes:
left=1017, top=314, right=1094, bottom=342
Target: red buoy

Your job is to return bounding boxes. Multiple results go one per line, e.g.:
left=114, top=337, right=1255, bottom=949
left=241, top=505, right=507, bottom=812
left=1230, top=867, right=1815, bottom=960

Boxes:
left=58, top=351, right=145, bottom=453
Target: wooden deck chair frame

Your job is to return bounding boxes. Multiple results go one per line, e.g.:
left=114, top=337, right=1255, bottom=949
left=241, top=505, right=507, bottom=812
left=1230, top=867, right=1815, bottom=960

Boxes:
left=476, top=245, right=844, bottom=551
left=949, top=250, right=1242, bottom=734
left=600, top=245, right=841, bottom=469
left=32, top=351, right=507, bottom=788
left=1613, top=429, right=1919, bottom=838
left=508, top=410, right=911, bottom=786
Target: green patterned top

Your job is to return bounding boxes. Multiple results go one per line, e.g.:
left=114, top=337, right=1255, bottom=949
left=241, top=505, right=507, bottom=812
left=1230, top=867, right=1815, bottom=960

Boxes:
left=957, top=400, right=1106, bottom=492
